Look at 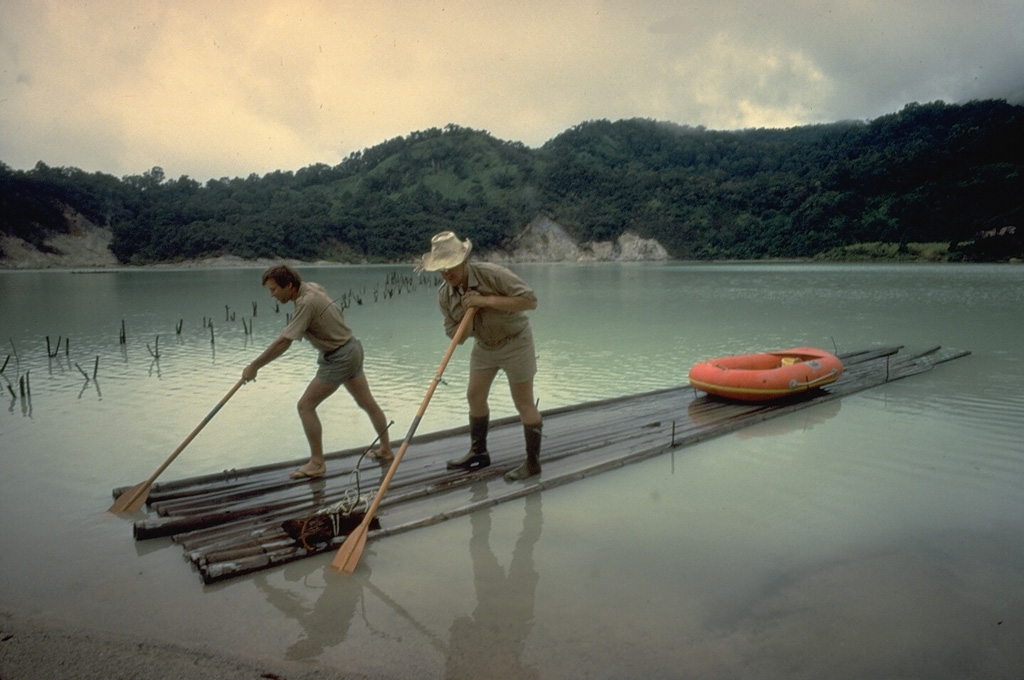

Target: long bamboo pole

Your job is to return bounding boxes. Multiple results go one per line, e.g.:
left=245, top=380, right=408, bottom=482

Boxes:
left=331, top=308, right=477, bottom=573
left=109, top=378, right=246, bottom=513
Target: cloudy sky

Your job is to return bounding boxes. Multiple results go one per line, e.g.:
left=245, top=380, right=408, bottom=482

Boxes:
left=2, top=0, right=1022, bottom=182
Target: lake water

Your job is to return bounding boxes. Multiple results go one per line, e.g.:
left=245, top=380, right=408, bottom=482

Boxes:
left=1, top=263, right=1022, bottom=678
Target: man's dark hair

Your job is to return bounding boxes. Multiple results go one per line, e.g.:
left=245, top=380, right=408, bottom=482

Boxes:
left=261, top=264, right=302, bottom=289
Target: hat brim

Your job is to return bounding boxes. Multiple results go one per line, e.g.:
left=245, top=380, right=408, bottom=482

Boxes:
left=416, top=241, right=472, bottom=272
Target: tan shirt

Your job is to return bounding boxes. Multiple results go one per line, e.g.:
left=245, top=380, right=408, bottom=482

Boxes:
left=280, top=282, right=353, bottom=352
left=439, top=262, right=536, bottom=350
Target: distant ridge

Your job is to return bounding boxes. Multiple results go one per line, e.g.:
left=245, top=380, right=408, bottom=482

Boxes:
left=3, top=100, right=1023, bottom=266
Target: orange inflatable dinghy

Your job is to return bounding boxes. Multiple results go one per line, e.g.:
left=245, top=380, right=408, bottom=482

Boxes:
left=688, top=346, right=843, bottom=402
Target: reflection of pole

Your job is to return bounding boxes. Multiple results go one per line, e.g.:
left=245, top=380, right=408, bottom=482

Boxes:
left=364, top=579, right=447, bottom=653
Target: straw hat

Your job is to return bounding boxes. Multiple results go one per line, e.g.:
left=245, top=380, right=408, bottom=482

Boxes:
left=417, top=231, right=472, bottom=271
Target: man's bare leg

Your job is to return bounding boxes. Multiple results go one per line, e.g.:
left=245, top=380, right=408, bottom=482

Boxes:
left=467, top=367, right=499, bottom=419
left=293, top=378, right=339, bottom=477
left=344, top=374, right=393, bottom=460
left=509, top=377, right=541, bottom=427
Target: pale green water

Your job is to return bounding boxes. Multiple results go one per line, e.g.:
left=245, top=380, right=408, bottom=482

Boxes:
left=1, top=263, right=1022, bottom=678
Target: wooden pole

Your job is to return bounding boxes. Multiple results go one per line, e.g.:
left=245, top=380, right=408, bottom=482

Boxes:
left=109, top=378, right=246, bottom=514
left=331, top=308, right=476, bottom=574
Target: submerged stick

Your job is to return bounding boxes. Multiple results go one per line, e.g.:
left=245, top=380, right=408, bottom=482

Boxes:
left=46, top=336, right=63, bottom=358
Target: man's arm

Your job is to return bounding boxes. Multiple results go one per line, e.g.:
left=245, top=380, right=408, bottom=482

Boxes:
left=462, top=290, right=537, bottom=313
left=243, top=335, right=293, bottom=382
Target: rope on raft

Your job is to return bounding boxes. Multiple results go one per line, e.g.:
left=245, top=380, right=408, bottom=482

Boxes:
left=282, top=423, right=393, bottom=550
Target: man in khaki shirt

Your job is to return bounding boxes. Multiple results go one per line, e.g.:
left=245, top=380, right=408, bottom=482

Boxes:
left=243, top=265, right=392, bottom=479
left=418, top=231, right=542, bottom=482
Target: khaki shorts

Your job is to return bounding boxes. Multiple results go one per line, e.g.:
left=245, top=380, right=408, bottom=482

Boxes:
left=470, top=328, right=537, bottom=384
left=316, top=338, right=364, bottom=386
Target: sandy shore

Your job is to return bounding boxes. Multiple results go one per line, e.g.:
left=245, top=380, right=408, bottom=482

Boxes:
left=0, top=612, right=368, bottom=680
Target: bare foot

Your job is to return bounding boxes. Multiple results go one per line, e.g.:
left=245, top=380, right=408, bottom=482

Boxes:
left=289, top=462, right=326, bottom=479
left=368, top=447, right=394, bottom=464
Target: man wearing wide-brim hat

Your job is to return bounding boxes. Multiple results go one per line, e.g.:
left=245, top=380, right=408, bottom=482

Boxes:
left=418, top=231, right=543, bottom=481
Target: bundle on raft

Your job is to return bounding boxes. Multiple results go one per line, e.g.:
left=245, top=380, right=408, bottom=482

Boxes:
left=688, top=346, right=844, bottom=402
left=281, top=511, right=379, bottom=550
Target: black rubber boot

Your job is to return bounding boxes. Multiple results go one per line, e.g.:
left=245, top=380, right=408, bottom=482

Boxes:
left=447, top=414, right=491, bottom=470
left=505, top=422, right=542, bottom=482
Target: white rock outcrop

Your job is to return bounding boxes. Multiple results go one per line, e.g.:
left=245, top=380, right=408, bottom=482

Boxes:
left=0, top=212, right=119, bottom=270
left=2, top=211, right=669, bottom=269
left=485, top=215, right=669, bottom=263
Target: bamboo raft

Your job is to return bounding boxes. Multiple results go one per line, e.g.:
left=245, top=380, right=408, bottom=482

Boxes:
left=113, top=345, right=969, bottom=584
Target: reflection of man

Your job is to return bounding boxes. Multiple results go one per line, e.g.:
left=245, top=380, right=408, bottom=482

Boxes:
left=445, top=490, right=543, bottom=679
left=249, top=477, right=363, bottom=660
left=252, top=557, right=367, bottom=661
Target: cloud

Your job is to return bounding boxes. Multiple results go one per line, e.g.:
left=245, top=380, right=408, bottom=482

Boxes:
left=1, top=0, right=1021, bottom=181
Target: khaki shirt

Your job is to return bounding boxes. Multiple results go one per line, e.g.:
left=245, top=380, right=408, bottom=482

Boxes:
left=280, top=282, right=353, bottom=352
left=439, top=262, right=536, bottom=350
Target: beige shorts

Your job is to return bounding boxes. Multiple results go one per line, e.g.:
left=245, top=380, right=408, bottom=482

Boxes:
left=470, top=328, right=537, bottom=384
left=316, top=338, right=364, bottom=386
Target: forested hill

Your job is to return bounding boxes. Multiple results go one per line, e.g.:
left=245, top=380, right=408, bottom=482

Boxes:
left=2, top=99, right=1022, bottom=264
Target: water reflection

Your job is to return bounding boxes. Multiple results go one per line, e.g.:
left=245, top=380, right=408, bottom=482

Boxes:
left=3, top=369, right=33, bottom=416
left=444, top=488, right=543, bottom=679
left=3, top=264, right=1023, bottom=678
left=253, top=559, right=369, bottom=660
left=251, top=474, right=354, bottom=660
left=77, top=377, right=102, bottom=400
left=249, top=487, right=545, bottom=672
left=250, top=472, right=384, bottom=661
left=306, top=477, right=329, bottom=507
left=686, top=397, right=842, bottom=438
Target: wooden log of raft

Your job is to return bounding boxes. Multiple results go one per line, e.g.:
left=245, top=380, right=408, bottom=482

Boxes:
left=110, top=345, right=970, bottom=584
left=197, top=347, right=971, bottom=583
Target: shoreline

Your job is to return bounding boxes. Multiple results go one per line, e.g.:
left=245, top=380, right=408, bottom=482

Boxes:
left=5, top=224, right=1017, bottom=271
left=0, top=611, right=367, bottom=680
left=3, top=252, right=1020, bottom=273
